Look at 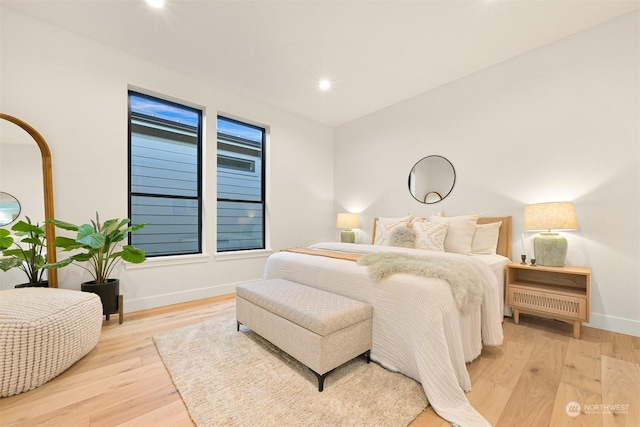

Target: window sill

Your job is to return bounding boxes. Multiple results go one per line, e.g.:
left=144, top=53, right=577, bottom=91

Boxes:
left=214, top=248, right=273, bottom=261
left=125, top=253, right=210, bottom=270
left=122, top=249, right=273, bottom=269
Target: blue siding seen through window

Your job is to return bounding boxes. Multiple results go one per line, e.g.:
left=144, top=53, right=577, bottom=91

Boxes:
left=129, top=92, right=202, bottom=256
left=217, top=117, right=265, bottom=252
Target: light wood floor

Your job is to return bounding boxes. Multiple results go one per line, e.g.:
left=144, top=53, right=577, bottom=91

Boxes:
left=1, top=294, right=638, bottom=427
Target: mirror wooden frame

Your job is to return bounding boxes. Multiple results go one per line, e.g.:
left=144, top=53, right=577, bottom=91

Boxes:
left=0, top=113, right=58, bottom=288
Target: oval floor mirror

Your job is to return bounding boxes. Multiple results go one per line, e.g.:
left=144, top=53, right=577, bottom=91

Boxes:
left=0, top=113, right=58, bottom=288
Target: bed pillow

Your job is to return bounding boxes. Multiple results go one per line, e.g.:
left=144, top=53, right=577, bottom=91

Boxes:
left=412, top=219, right=448, bottom=251
left=388, top=226, right=418, bottom=248
left=412, top=211, right=444, bottom=223
left=471, top=221, right=502, bottom=255
left=428, top=214, right=480, bottom=255
left=374, top=215, right=414, bottom=245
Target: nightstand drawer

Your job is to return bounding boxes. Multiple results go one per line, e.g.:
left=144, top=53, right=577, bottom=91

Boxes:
left=508, top=286, right=587, bottom=321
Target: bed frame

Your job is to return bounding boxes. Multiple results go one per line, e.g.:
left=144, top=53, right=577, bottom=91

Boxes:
left=371, top=216, right=512, bottom=259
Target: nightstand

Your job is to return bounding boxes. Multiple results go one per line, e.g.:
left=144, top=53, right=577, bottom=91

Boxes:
left=506, top=262, right=591, bottom=339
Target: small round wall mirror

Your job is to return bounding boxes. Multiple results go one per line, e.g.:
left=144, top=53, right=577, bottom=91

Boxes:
left=408, top=155, right=456, bottom=204
left=0, top=191, right=21, bottom=226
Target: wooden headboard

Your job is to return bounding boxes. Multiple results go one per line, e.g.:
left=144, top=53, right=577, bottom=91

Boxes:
left=371, top=216, right=512, bottom=259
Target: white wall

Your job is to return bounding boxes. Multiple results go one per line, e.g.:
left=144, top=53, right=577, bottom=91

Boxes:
left=335, top=12, right=639, bottom=337
left=2, top=7, right=638, bottom=337
left=0, top=8, right=335, bottom=309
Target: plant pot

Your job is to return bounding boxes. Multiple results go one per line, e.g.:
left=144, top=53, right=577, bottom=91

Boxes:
left=15, top=281, right=49, bottom=288
left=81, top=278, right=120, bottom=317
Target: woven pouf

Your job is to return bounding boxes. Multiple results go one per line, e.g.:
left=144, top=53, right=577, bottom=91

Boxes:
left=0, top=288, right=103, bottom=397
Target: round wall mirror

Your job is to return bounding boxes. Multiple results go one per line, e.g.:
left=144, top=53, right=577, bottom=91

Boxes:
left=0, top=192, right=21, bottom=226
left=408, top=155, right=456, bottom=204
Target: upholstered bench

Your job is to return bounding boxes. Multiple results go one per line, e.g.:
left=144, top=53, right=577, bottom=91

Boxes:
left=0, top=288, right=103, bottom=397
left=236, top=279, right=373, bottom=391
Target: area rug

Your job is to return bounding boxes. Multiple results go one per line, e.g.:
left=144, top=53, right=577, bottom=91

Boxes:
left=153, top=316, right=428, bottom=427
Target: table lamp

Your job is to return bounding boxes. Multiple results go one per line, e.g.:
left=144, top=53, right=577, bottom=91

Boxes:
left=336, top=213, right=360, bottom=243
left=523, top=202, right=579, bottom=267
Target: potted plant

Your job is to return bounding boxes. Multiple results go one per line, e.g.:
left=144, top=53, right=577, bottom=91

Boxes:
left=46, top=212, right=147, bottom=318
left=0, top=217, right=49, bottom=288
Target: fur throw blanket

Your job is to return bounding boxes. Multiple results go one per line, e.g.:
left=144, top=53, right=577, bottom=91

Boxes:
left=357, top=252, right=484, bottom=312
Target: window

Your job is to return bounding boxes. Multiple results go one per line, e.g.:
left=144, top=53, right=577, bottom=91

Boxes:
left=128, top=91, right=202, bottom=257
left=217, top=116, right=265, bottom=252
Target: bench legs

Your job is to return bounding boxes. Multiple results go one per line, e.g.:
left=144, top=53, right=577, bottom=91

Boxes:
left=237, top=321, right=371, bottom=392
left=310, top=351, right=370, bottom=392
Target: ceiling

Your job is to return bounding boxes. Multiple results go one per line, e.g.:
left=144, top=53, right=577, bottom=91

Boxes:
left=2, top=0, right=638, bottom=127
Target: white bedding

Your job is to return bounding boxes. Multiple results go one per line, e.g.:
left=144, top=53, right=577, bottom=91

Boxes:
left=263, top=242, right=509, bottom=427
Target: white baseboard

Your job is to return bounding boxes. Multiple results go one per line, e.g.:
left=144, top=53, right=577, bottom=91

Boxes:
left=123, top=284, right=640, bottom=338
left=504, top=308, right=639, bottom=337
left=122, top=280, right=255, bottom=314
left=586, top=313, right=640, bottom=338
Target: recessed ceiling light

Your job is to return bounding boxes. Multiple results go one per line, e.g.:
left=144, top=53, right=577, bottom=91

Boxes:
left=146, top=0, right=164, bottom=8
left=318, top=80, right=331, bottom=91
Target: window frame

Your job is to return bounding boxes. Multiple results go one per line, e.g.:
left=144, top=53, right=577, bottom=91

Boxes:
left=216, top=115, right=266, bottom=253
left=128, top=90, right=203, bottom=257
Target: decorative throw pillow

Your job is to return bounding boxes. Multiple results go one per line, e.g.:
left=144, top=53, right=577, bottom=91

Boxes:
left=374, top=215, right=414, bottom=245
left=412, top=219, right=448, bottom=251
left=429, top=214, right=480, bottom=255
left=471, top=221, right=502, bottom=255
left=388, top=226, right=417, bottom=248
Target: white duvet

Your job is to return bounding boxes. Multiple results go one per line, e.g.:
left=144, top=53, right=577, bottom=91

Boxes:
left=263, top=242, right=509, bottom=427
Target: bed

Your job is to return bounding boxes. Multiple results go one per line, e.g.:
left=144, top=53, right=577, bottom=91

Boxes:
left=263, top=215, right=512, bottom=427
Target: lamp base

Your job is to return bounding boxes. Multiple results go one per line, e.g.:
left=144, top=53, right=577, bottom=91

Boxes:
left=340, top=229, right=355, bottom=243
left=533, top=232, right=568, bottom=267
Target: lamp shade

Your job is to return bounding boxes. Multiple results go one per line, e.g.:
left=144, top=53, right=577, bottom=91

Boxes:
left=523, top=202, right=579, bottom=231
left=336, top=213, right=360, bottom=229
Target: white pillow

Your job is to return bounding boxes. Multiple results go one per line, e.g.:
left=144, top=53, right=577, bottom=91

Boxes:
left=412, top=219, right=448, bottom=251
left=374, top=215, right=415, bottom=245
left=429, top=214, right=480, bottom=255
left=471, top=221, right=502, bottom=255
